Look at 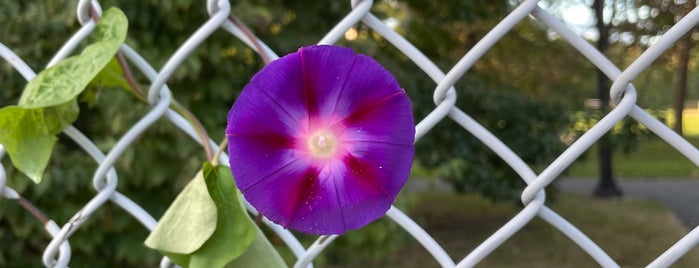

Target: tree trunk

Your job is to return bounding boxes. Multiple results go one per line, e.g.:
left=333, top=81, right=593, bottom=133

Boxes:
left=673, top=35, right=692, bottom=136
left=592, top=0, right=622, bottom=197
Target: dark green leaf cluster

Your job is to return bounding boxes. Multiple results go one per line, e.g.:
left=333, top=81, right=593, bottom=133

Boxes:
left=413, top=76, right=569, bottom=202
left=566, top=109, right=668, bottom=155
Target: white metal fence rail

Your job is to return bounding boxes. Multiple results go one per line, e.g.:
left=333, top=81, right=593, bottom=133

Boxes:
left=1, top=0, right=699, bottom=267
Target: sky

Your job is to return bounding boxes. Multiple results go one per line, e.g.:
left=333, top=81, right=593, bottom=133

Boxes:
left=541, top=1, right=599, bottom=40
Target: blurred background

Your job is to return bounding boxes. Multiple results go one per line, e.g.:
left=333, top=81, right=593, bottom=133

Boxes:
left=2, top=0, right=699, bottom=267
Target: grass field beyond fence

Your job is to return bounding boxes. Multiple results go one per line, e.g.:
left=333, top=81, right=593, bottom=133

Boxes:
left=412, top=110, right=699, bottom=179
left=681, top=109, right=699, bottom=137
left=566, top=109, right=699, bottom=178
left=566, top=137, right=699, bottom=178
left=329, top=193, right=699, bottom=267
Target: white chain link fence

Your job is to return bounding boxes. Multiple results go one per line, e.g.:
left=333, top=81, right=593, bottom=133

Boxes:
left=2, top=0, right=699, bottom=267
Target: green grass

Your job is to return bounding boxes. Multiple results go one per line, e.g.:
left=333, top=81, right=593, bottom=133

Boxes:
left=413, top=136, right=699, bottom=179
left=329, top=193, right=699, bottom=267
left=566, top=137, right=699, bottom=178
left=684, top=110, right=699, bottom=136
left=410, top=110, right=699, bottom=179
left=565, top=110, right=699, bottom=178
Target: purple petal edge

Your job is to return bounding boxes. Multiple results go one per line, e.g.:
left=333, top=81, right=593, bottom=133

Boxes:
left=227, top=45, right=415, bottom=235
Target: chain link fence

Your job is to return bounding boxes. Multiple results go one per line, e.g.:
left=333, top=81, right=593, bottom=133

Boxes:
left=2, top=0, right=699, bottom=267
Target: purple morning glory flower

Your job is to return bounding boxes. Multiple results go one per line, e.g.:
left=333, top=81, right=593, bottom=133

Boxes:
left=226, top=45, right=414, bottom=235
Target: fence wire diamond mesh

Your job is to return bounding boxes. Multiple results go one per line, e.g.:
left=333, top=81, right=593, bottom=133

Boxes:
left=2, top=0, right=699, bottom=267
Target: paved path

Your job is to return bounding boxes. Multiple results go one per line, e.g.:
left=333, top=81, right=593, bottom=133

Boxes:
left=407, top=177, right=699, bottom=228
left=558, top=178, right=699, bottom=228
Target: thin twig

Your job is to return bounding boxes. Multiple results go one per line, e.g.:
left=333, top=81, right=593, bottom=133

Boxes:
left=229, top=14, right=271, bottom=65
left=16, top=197, right=49, bottom=225
left=90, top=6, right=214, bottom=161
left=255, top=214, right=263, bottom=226
left=115, top=52, right=146, bottom=99
left=211, top=139, right=228, bottom=166
left=171, top=100, right=215, bottom=160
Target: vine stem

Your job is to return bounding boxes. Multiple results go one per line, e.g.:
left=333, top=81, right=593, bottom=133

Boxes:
left=16, top=197, right=49, bottom=225
left=229, top=14, right=271, bottom=65
left=209, top=13, right=271, bottom=164
left=90, top=7, right=215, bottom=161
left=211, top=138, right=228, bottom=166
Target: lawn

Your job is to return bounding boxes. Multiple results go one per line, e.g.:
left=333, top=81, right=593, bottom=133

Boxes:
left=411, top=110, right=699, bottom=179
left=327, top=193, right=699, bottom=267
left=287, top=112, right=699, bottom=267
left=682, top=109, right=699, bottom=136
left=324, top=110, right=699, bottom=267
left=566, top=136, right=699, bottom=178
left=566, top=109, right=699, bottom=178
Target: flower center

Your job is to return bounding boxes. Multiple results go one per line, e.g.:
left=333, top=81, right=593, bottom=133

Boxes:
left=308, top=130, right=338, bottom=158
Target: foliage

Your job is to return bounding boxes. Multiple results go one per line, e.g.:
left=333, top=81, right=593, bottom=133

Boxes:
left=0, top=1, right=222, bottom=266
left=143, top=165, right=219, bottom=259
left=414, top=76, right=569, bottom=201
left=570, top=108, right=673, bottom=151
left=0, top=0, right=608, bottom=266
left=145, top=163, right=260, bottom=268
left=378, top=0, right=577, bottom=201
left=0, top=7, right=126, bottom=183
left=229, top=226, right=286, bottom=268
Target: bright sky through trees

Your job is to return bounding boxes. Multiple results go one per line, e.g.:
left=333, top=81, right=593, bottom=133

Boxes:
left=541, top=1, right=598, bottom=40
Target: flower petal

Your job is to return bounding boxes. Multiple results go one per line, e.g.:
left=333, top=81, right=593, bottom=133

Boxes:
left=297, top=46, right=356, bottom=121
left=227, top=83, right=299, bottom=138
left=338, top=90, right=414, bottom=145
left=227, top=133, right=296, bottom=192
left=227, top=45, right=415, bottom=235
left=343, top=141, right=414, bottom=203
left=330, top=54, right=408, bottom=125
left=242, top=158, right=348, bottom=234
left=227, top=82, right=301, bottom=192
left=248, top=51, right=309, bottom=128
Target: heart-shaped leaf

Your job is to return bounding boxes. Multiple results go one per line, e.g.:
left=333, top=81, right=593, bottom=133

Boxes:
left=227, top=226, right=287, bottom=268
left=188, top=163, right=257, bottom=267
left=144, top=168, right=217, bottom=254
left=0, top=7, right=128, bottom=183
left=0, top=106, right=56, bottom=183
left=18, top=7, right=128, bottom=108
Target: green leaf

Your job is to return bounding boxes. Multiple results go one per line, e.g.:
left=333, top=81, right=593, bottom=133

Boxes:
left=0, top=106, right=56, bottom=183
left=188, top=163, right=257, bottom=268
left=162, top=252, right=189, bottom=266
left=89, top=57, right=134, bottom=91
left=227, top=227, right=287, bottom=268
left=43, top=100, right=79, bottom=135
left=0, top=8, right=125, bottom=183
left=18, top=7, right=128, bottom=109
left=80, top=85, right=102, bottom=108
left=83, top=57, right=135, bottom=107
left=0, top=99, right=78, bottom=182
left=144, top=168, right=218, bottom=254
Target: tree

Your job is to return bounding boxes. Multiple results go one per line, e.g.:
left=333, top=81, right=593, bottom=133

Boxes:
left=613, top=0, right=697, bottom=135
left=593, top=0, right=623, bottom=197
left=392, top=0, right=573, bottom=201
left=667, top=1, right=696, bottom=136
